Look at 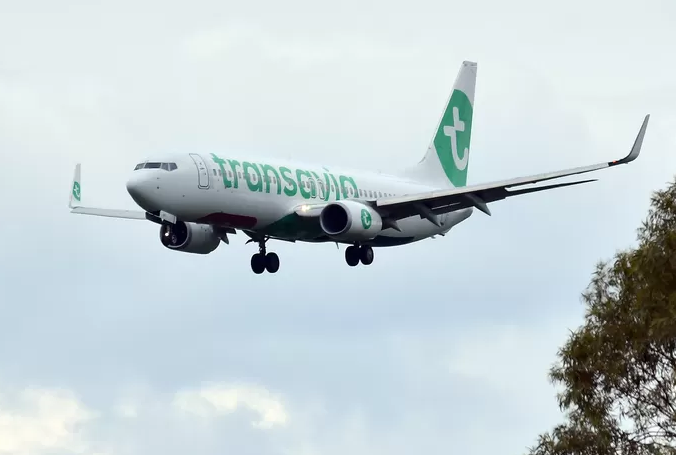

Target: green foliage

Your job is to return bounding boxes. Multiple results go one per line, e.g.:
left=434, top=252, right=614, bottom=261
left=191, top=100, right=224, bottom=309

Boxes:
left=528, top=179, right=676, bottom=455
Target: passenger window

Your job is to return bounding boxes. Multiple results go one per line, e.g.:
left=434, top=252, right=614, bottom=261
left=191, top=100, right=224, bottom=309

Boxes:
left=212, top=169, right=217, bottom=176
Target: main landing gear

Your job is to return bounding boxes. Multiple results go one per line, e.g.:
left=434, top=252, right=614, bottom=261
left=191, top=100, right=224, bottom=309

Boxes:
left=250, top=236, right=279, bottom=274
left=345, top=244, right=374, bottom=267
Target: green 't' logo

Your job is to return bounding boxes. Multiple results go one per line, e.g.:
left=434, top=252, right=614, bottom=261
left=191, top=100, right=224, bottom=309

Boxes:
left=72, top=181, right=81, bottom=202
left=360, top=208, right=372, bottom=229
left=433, top=89, right=473, bottom=187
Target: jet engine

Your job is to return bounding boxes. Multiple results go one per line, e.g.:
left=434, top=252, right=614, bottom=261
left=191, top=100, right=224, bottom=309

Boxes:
left=159, top=221, right=220, bottom=254
left=319, top=200, right=383, bottom=242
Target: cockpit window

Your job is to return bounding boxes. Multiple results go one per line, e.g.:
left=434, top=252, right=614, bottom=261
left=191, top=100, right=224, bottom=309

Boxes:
left=134, top=161, right=178, bottom=171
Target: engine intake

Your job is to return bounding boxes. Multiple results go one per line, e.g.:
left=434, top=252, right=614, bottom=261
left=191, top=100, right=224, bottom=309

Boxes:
left=160, top=221, right=221, bottom=254
left=319, top=200, right=382, bottom=241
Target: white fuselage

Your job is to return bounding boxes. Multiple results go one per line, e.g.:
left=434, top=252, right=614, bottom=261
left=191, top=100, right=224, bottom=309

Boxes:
left=68, top=59, right=649, bottom=275
left=125, top=152, right=473, bottom=247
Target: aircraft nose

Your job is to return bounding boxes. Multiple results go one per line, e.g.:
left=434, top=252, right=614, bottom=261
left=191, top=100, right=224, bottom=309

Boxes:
left=126, top=175, right=143, bottom=199
left=126, top=173, right=157, bottom=211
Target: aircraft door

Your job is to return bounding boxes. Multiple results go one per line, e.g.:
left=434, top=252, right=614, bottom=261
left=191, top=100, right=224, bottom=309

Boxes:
left=189, top=153, right=210, bottom=189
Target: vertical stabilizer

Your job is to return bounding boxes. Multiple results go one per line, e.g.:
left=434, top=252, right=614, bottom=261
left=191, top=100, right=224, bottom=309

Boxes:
left=407, top=61, right=477, bottom=188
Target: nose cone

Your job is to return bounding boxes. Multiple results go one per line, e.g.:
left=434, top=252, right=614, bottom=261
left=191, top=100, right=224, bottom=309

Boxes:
left=126, top=173, right=158, bottom=211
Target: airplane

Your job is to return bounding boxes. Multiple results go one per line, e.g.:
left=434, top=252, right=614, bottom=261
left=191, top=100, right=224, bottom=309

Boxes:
left=67, top=61, right=651, bottom=274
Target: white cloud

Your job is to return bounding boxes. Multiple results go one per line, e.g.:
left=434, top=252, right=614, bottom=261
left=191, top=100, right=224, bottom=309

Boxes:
left=0, top=387, right=98, bottom=455
left=173, top=382, right=289, bottom=429
left=1, top=1, right=675, bottom=455
left=0, top=381, right=294, bottom=455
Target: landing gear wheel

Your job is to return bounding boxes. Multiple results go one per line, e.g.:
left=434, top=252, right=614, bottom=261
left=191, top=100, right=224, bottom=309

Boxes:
left=265, top=252, right=280, bottom=273
left=251, top=253, right=266, bottom=274
left=360, top=246, right=374, bottom=265
left=345, top=245, right=360, bottom=267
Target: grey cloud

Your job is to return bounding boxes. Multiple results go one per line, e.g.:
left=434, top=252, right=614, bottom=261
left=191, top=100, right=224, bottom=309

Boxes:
left=1, top=1, right=675, bottom=454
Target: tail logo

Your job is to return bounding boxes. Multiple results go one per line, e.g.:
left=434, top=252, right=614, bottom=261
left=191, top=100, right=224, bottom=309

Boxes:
left=72, top=182, right=81, bottom=202
left=360, top=208, right=372, bottom=229
left=443, top=106, right=469, bottom=171
left=433, top=89, right=473, bottom=187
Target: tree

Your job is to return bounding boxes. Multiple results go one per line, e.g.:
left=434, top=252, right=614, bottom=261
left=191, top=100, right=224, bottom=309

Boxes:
left=527, top=179, right=676, bottom=455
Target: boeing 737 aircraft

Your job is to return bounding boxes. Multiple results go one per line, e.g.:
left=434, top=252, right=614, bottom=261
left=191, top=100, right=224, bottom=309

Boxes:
left=68, top=61, right=650, bottom=274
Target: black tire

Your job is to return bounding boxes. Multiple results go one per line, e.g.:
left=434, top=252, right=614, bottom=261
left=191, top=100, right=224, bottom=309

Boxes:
left=265, top=252, right=280, bottom=273
left=360, top=246, right=374, bottom=265
left=251, top=253, right=266, bottom=274
left=345, top=246, right=360, bottom=267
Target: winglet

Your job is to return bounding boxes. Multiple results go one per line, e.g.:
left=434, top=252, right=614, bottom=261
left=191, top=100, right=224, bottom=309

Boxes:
left=610, top=114, right=650, bottom=166
left=69, top=163, right=82, bottom=209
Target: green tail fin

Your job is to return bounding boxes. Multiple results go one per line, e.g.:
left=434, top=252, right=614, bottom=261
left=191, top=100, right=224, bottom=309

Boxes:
left=411, top=61, right=477, bottom=188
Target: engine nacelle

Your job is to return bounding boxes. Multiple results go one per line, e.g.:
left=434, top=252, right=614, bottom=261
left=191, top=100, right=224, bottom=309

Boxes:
left=159, top=221, right=220, bottom=254
left=319, top=200, right=383, bottom=241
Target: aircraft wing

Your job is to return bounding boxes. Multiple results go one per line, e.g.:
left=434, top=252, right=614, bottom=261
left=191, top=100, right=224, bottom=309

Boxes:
left=375, top=114, right=650, bottom=224
left=68, top=163, right=147, bottom=220
left=70, top=206, right=147, bottom=219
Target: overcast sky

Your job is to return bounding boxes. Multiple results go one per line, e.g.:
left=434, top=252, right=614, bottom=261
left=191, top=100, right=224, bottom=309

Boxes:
left=0, top=1, right=675, bottom=454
